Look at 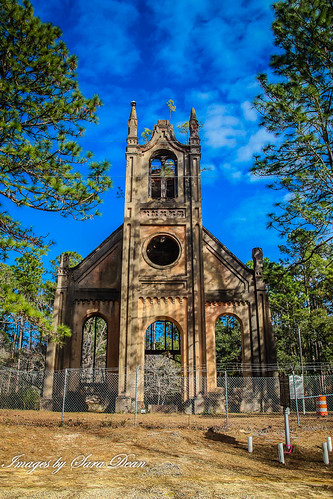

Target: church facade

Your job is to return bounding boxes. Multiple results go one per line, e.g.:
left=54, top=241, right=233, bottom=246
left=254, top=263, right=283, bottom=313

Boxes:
left=44, top=103, right=276, bottom=412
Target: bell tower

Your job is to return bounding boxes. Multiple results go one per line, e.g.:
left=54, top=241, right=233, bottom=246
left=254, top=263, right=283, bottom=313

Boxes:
left=117, top=102, right=206, bottom=409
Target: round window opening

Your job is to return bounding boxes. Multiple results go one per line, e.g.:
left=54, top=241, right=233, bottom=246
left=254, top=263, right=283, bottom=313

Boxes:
left=146, top=235, right=180, bottom=266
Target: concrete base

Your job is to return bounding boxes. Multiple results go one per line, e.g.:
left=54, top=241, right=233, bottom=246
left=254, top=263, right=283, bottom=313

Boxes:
left=184, top=400, right=193, bottom=414
left=193, top=394, right=206, bottom=414
left=205, top=391, right=226, bottom=414
left=240, top=396, right=261, bottom=412
left=40, top=398, right=53, bottom=411
left=183, top=394, right=207, bottom=414
left=115, top=395, right=132, bottom=413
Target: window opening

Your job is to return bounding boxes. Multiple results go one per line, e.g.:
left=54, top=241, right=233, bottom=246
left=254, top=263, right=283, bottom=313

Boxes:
left=146, top=235, right=180, bottom=266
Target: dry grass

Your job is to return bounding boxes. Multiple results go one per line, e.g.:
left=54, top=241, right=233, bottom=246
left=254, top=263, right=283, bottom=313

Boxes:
left=0, top=409, right=332, bottom=498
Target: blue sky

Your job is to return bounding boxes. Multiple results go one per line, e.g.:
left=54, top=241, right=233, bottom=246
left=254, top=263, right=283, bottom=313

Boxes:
left=16, top=0, right=286, bottom=270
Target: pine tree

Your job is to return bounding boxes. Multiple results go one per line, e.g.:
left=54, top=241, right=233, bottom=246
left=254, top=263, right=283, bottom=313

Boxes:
left=260, top=235, right=333, bottom=369
left=0, top=0, right=112, bottom=258
left=252, top=0, right=333, bottom=253
left=0, top=256, right=71, bottom=369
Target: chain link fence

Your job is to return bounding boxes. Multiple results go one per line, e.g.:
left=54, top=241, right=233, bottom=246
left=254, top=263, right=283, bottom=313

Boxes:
left=0, top=367, right=44, bottom=410
left=0, top=366, right=332, bottom=424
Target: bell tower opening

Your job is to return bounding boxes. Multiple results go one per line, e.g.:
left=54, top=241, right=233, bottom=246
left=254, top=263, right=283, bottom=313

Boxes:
left=149, top=151, right=177, bottom=199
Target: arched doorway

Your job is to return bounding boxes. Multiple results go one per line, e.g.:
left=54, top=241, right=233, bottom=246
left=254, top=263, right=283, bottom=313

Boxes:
left=145, top=320, right=181, bottom=360
left=215, top=314, right=242, bottom=379
left=144, top=320, right=181, bottom=407
left=81, top=315, right=107, bottom=383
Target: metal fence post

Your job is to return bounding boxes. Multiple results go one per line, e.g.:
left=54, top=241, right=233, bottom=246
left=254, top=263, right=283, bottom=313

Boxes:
left=284, top=406, right=291, bottom=447
left=292, top=370, right=300, bottom=426
left=225, top=370, right=229, bottom=429
left=61, top=368, right=68, bottom=424
left=134, top=365, right=140, bottom=426
left=297, top=326, right=306, bottom=415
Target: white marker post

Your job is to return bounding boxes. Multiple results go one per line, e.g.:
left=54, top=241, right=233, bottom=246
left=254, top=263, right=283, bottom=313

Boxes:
left=322, top=442, right=329, bottom=465
left=248, top=436, right=253, bottom=453
left=327, top=437, right=332, bottom=452
left=278, top=443, right=285, bottom=464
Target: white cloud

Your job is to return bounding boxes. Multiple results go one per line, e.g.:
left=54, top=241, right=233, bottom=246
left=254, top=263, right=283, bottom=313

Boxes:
left=247, top=172, right=268, bottom=183
left=241, top=101, right=258, bottom=122
left=220, top=163, right=243, bottom=182
left=203, top=104, right=245, bottom=149
left=236, top=128, right=276, bottom=163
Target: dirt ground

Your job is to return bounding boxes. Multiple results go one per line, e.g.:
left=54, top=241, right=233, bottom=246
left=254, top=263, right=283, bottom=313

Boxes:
left=0, top=409, right=332, bottom=498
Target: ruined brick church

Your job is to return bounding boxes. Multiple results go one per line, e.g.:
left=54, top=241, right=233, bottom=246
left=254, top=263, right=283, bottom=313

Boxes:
left=44, top=102, right=276, bottom=412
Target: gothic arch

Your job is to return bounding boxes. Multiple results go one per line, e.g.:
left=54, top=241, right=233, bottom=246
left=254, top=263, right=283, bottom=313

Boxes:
left=144, top=318, right=181, bottom=359
left=149, top=150, right=178, bottom=199
left=215, top=313, right=243, bottom=375
left=81, top=314, right=108, bottom=379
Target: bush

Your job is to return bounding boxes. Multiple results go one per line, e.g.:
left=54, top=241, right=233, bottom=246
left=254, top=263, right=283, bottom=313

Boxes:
left=0, top=386, right=40, bottom=410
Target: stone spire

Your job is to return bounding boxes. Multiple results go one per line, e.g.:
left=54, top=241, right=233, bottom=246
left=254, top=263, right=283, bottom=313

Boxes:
left=127, top=100, right=138, bottom=145
left=57, top=252, right=70, bottom=287
left=189, top=107, right=200, bottom=147
left=252, top=247, right=263, bottom=281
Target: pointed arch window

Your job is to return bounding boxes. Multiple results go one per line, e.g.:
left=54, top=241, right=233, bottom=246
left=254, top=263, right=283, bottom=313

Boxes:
left=81, top=315, right=107, bottom=383
left=149, top=153, right=177, bottom=199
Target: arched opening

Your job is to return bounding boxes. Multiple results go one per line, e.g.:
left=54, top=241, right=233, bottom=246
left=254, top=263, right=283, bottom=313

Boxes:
left=144, top=320, right=181, bottom=407
left=145, top=320, right=181, bottom=360
left=149, top=152, right=177, bottom=199
left=215, top=314, right=242, bottom=378
left=81, top=315, right=107, bottom=383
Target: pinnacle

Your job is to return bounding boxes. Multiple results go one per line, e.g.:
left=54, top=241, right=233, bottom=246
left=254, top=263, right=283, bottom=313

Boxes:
left=129, top=101, right=137, bottom=121
left=190, top=107, right=197, bottom=121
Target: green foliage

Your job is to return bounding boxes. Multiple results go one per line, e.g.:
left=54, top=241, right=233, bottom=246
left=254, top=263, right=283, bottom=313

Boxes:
left=0, top=251, right=72, bottom=371
left=0, top=277, right=71, bottom=342
left=177, top=121, right=204, bottom=143
left=13, top=253, right=44, bottom=301
left=177, top=121, right=189, bottom=135
left=140, top=128, right=152, bottom=143
left=258, top=230, right=333, bottom=369
left=252, top=0, right=333, bottom=251
left=0, top=0, right=112, bottom=258
left=166, top=99, right=176, bottom=121
left=0, top=386, right=40, bottom=410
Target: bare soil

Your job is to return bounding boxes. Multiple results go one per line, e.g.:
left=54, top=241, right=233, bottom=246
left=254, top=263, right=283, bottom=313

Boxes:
left=0, top=409, right=332, bottom=498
